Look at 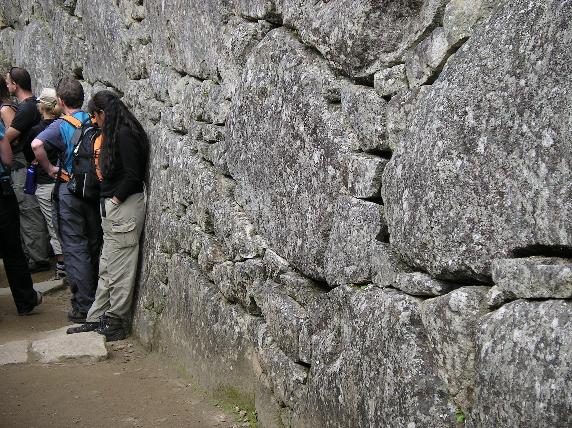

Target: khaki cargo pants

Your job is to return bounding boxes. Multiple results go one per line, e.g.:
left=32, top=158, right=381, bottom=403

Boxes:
left=87, top=192, right=146, bottom=322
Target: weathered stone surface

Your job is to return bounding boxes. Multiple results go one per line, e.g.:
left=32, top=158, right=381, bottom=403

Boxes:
left=324, top=196, right=385, bottom=286
left=298, top=286, right=456, bottom=427
left=443, top=0, right=497, bottom=46
left=405, top=27, right=452, bottom=88
left=76, top=0, right=130, bottom=88
left=31, top=327, right=108, bottom=364
left=0, top=340, right=29, bottom=366
left=371, top=242, right=413, bottom=288
left=384, top=0, right=572, bottom=281
left=251, top=280, right=307, bottom=361
left=421, top=286, right=490, bottom=412
left=471, top=299, right=572, bottom=426
left=374, top=64, right=408, bottom=97
left=341, top=84, right=388, bottom=153
left=282, top=0, right=448, bottom=77
left=12, top=21, right=58, bottom=91
left=255, top=326, right=308, bottom=408
left=145, top=0, right=232, bottom=79
left=141, top=254, right=258, bottom=393
left=0, top=28, right=15, bottom=71
left=492, top=257, right=572, bottom=299
left=385, top=86, right=427, bottom=151
left=212, top=258, right=265, bottom=313
left=485, top=285, right=515, bottom=309
left=346, top=152, right=387, bottom=199
left=227, top=28, right=349, bottom=280
left=393, top=272, right=458, bottom=297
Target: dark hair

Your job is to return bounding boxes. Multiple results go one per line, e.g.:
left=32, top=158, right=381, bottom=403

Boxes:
left=56, top=77, right=84, bottom=109
left=88, top=90, right=149, bottom=179
left=7, top=67, right=32, bottom=91
left=0, top=76, right=9, bottom=101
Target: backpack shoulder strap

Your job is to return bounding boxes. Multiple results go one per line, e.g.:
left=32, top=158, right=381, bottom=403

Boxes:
left=61, top=114, right=83, bottom=129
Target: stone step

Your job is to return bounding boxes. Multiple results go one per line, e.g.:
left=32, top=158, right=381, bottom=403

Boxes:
left=0, top=326, right=108, bottom=366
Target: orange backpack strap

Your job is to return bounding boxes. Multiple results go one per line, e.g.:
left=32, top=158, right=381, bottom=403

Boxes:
left=60, top=114, right=83, bottom=128
left=94, top=134, right=103, bottom=182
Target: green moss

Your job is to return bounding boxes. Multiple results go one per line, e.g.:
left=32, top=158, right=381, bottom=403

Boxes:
left=455, top=407, right=466, bottom=424
left=213, top=385, right=258, bottom=427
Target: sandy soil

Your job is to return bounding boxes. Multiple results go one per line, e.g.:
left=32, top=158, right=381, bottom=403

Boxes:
left=0, top=267, right=250, bottom=428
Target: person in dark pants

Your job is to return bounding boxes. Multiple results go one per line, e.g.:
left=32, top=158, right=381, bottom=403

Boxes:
left=1, top=67, right=50, bottom=273
left=0, top=115, right=42, bottom=315
left=32, top=78, right=102, bottom=323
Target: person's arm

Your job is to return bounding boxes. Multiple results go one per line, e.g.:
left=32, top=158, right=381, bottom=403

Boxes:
left=31, top=138, right=58, bottom=178
left=0, top=136, right=13, bottom=166
left=0, top=106, right=16, bottom=129
left=1, top=127, right=21, bottom=147
left=31, top=120, right=64, bottom=179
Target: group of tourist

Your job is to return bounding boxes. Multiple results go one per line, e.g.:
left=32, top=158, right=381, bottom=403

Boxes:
left=0, top=67, right=149, bottom=341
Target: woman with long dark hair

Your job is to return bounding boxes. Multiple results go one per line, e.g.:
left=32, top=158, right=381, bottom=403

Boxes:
left=67, top=90, right=149, bottom=341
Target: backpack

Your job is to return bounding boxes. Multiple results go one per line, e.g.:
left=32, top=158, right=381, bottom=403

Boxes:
left=60, top=114, right=103, bottom=201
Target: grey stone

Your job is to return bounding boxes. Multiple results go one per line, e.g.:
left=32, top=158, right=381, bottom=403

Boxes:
left=393, top=272, right=458, bottom=297
left=255, top=331, right=308, bottom=408
left=345, top=152, right=387, bottom=199
left=76, top=0, right=130, bottom=88
left=341, top=84, right=388, bottom=153
left=276, top=271, right=325, bottom=308
left=212, top=258, right=266, bottom=314
left=374, top=64, right=409, bottom=97
left=282, top=0, right=448, bottom=77
left=0, top=340, right=29, bottom=366
left=31, top=327, right=108, bottom=364
left=324, top=196, right=385, bottom=286
left=226, top=28, right=349, bottom=280
left=485, top=285, right=515, bottom=309
left=470, top=299, right=572, bottom=427
left=421, top=286, right=490, bottom=412
left=0, top=28, right=15, bottom=72
left=371, top=242, right=413, bottom=288
left=385, top=86, right=427, bottom=151
left=405, top=27, right=452, bottom=88
left=383, top=0, right=572, bottom=281
left=492, top=257, right=572, bottom=299
left=251, top=280, right=307, bottom=361
left=443, top=0, right=497, bottom=46
left=298, top=286, right=456, bottom=427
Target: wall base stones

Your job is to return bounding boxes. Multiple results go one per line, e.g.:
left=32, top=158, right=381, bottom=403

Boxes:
left=6, top=0, right=572, bottom=426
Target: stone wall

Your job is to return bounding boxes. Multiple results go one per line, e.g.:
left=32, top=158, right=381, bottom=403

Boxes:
left=3, top=0, right=571, bottom=426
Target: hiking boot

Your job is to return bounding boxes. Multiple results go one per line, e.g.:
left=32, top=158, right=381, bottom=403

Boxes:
left=97, top=315, right=127, bottom=342
left=67, top=307, right=87, bottom=323
left=28, top=260, right=51, bottom=273
left=18, top=291, right=43, bottom=316
left=67, top=322, right=100, bottom=334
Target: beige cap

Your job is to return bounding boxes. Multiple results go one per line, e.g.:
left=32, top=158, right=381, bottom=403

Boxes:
left=38, top=87, right=57, bottom=104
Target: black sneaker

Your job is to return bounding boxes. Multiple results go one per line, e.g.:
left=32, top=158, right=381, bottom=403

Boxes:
left=97, top=315, right=127, bottom=342
left=67, top=322, right=100, bottom=334
left=67, top=307, right=87, bottom=323
left=18, top=291, right=43, bottom=316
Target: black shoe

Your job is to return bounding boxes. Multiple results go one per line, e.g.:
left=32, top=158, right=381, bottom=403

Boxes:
left=67, top=322, right=100, bottom=334
left=28, top=260, right=52, bottom=273
left=97, top=315, right=127, bottom=342
left=67, top=307, right=87, bottom=323
left=18, top=291, right=43, bottom=316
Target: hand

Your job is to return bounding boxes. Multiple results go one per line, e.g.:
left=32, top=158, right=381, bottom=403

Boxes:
left=111, top=196, right=122, bottom=205
left=49, top=165, right=59, bottom=179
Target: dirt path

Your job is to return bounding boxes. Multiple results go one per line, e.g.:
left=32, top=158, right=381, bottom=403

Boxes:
left=0, top=272, right=251, bottom=428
